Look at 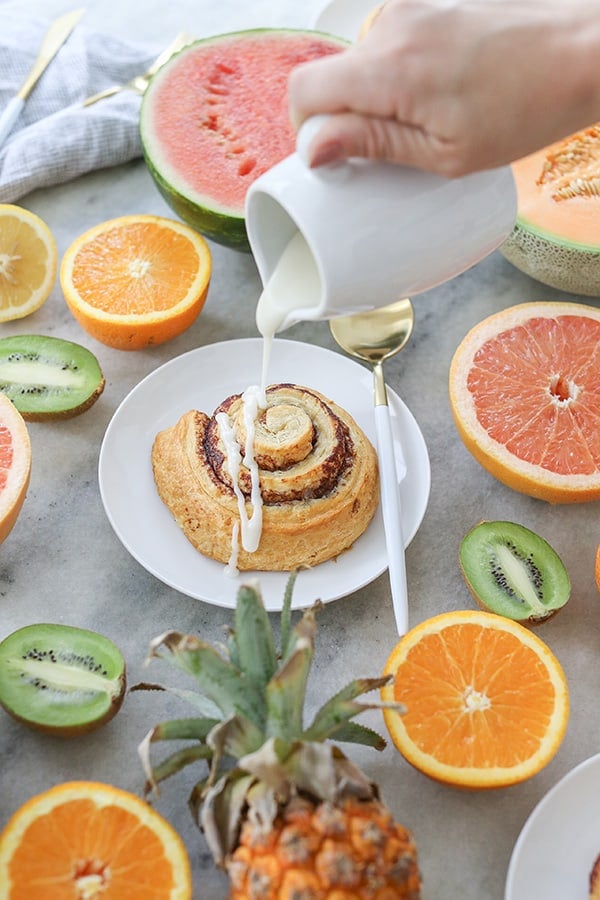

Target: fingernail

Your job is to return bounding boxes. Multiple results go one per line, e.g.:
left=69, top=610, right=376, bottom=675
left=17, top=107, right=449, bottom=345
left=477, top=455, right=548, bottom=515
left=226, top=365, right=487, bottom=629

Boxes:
left=309, top=139, right=345, bottom=168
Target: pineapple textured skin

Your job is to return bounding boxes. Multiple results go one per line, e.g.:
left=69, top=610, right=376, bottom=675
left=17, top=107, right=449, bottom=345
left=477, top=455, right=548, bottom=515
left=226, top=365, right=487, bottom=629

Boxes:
left=137, top=576, right=421, bottom=900
left=228, top=795, right=420, bottom=899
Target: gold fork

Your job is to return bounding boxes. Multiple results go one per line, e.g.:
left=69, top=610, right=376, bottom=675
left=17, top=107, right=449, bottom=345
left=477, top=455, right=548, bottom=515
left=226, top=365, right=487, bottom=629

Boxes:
left=83, top=32, right=194, bottom=107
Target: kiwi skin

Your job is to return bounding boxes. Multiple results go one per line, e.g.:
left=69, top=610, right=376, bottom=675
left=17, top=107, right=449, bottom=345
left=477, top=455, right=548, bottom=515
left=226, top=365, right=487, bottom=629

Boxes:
left=0, top=334, right=105, bottom=421
left=459, top=520, right=571, bottom=626
left=0, top=623, right=126, bottom=737
left=21, top=381, right=105, bottom=423
left=3, top=691, right=125, bottom=738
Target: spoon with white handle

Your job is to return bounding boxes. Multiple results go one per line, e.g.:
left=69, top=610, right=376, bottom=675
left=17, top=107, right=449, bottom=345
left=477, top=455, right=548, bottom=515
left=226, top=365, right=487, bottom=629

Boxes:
left=330, top=297, right=414, bottom=635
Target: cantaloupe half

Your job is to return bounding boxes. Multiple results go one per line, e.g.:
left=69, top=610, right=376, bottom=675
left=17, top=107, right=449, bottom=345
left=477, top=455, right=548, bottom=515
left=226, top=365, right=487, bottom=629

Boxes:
left=501, top=124, right=600, bottom=297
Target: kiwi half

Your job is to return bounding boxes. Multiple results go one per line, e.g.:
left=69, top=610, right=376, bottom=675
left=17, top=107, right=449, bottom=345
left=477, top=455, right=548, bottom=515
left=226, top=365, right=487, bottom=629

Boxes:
left=0, top=334, right=105, bottom=420
left=459, top=520, right=571, bottom=625
left=0, top=623, right=126, bottom=736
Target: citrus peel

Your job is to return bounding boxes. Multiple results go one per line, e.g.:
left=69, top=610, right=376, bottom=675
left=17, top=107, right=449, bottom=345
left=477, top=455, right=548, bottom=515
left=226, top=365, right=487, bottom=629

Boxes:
left=0, top=204, right=57, bottom=322
left=382, top=610, right=569, bottom=788
left=449, top=301, right=600, bottom=503
left=0, top=781, right=192, bottom=898
left=60, top=214, right=212, bottom=350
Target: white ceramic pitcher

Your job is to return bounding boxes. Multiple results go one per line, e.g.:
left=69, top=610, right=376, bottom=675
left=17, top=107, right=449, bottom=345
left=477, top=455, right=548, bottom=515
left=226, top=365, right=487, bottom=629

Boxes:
left=245, top=115, right=517, bottom=332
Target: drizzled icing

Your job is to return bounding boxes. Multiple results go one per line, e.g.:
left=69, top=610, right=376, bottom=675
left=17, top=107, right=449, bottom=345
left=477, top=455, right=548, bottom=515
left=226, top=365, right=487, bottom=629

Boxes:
left=219, top=230, right=321, bottom=574
left=216, top=385, right=265, bottom=575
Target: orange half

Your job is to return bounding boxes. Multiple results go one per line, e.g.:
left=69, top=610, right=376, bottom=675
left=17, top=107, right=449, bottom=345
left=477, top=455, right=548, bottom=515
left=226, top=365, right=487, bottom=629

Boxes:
left=382, top=610, right=569, bottom=788
left=60, top=214, right=212, bottom=350
left=0, top=781, right=192, bottom=899
left=449, top=301, right=600, bottom=503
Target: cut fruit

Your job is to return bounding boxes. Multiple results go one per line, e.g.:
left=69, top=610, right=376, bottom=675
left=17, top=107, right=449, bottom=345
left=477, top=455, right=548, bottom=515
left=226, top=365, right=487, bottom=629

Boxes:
left=0, top=781, right=192, bottom=899
left=0, top=623, right=126, bottom=736
left=459, top=520, right=571, bottom=624
left=501, top=125, right=600, bottom=296
left=449, top=301, right=600, bottom=503
left=140, top=29, right=347, bottom=250
left=0, top=393, right=31, bottom=544
left=137, top=577, right=421, bottom=898
left=382, top=610, right=569, bottom=788
left=0, top=204, right=58, bottom=322
left=0, top=334, right=105, bottom=420
left=60, top=214, right=212, bottom=350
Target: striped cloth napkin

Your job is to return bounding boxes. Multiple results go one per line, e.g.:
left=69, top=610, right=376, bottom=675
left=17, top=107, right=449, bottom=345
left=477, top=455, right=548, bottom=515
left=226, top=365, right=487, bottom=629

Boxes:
left=0, top=7, right=160, bottom=202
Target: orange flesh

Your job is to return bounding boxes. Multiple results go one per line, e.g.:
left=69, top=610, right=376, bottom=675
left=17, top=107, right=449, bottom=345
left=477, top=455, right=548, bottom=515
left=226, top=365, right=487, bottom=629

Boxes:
left=8, top=798, right=176, bottom=896
left=149, top=34, right=344, bottom=210
left=70, top=222, right=202, bottom=314
left=392, top=623, right=557, bottom=769
left=512, top=127, right=600, bottom=246
left=466, top=315, right=600, bottom=475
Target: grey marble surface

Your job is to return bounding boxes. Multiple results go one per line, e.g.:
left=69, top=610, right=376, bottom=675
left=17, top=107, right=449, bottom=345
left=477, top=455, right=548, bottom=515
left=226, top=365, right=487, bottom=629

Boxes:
left=1, top=1, right=599, bottom=898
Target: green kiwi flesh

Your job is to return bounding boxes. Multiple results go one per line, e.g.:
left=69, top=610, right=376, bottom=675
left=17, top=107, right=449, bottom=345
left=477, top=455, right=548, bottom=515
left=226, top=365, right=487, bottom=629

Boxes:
left=0, top=335, right=105, bottom=420
left=0, top=623, right=126, bottom=736
left=459, top=520, right=571, bottom=625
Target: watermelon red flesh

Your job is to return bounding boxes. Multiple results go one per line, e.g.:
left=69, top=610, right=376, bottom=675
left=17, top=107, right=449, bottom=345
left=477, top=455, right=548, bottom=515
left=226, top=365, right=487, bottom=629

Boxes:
left=141, top=30, right=346, bottom=249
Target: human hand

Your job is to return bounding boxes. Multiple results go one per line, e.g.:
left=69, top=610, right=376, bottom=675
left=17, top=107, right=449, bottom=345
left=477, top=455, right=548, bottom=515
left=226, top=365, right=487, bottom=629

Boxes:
left=289, top=0, right=600, bottom=176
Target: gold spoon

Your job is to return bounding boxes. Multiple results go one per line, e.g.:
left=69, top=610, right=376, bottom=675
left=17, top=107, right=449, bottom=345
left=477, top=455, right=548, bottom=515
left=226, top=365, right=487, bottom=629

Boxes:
left=330, top=297, right=415, bottom=635
left=82, top=32, right=194, bottom=107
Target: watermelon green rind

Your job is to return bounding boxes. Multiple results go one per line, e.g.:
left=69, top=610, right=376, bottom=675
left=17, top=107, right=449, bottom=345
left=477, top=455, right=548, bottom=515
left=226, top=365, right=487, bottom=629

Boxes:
left=143, top=148, right=248, bottom=251
left=139, top=29, right=348, bottom=252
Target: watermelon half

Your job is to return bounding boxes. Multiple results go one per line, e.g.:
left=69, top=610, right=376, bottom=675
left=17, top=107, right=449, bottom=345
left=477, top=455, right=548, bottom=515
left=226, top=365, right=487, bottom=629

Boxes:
left=140, top=29, right=347, bottom=252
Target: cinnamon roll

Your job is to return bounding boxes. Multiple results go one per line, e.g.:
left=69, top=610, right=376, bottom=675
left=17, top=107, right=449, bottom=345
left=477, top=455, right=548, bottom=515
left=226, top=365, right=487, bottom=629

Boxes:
left=151, top=383, right=379, bottom=571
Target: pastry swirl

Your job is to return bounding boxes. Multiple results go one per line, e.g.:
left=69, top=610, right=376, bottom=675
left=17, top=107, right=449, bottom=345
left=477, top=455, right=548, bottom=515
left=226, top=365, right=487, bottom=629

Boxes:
left=152, top=383, right=379, bottom=571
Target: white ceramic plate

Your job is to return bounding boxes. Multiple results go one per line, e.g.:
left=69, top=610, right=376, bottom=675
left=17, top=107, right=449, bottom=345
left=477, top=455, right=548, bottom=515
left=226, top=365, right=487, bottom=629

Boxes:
left=98, top=338, right=430, bottom=611
left=312, top=0, right=379, bottom=40
left=505, top=753, right=600, bottom=899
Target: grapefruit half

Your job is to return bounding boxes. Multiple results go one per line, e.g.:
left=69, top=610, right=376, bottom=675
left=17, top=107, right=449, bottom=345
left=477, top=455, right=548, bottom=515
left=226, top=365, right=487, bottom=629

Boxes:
left=0, top=393, right=31, bottom=542
left=449, top=301, right=600, bottom=503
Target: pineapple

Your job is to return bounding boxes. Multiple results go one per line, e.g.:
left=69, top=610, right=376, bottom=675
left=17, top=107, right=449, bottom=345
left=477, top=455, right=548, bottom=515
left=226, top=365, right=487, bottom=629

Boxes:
left=136, top=575, right=421, bottom=899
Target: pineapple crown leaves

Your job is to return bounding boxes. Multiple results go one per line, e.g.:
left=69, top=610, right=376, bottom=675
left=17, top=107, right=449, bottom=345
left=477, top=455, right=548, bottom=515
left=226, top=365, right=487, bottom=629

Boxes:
left=201, top=739, right=381, bottom=865
left=200, top=768, right=256, bottom=866
left=136, top=573, right=404, bottom=829
left=235, top=736, right=376, bottom=803
left=142, top=629, right=264, bottom=725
